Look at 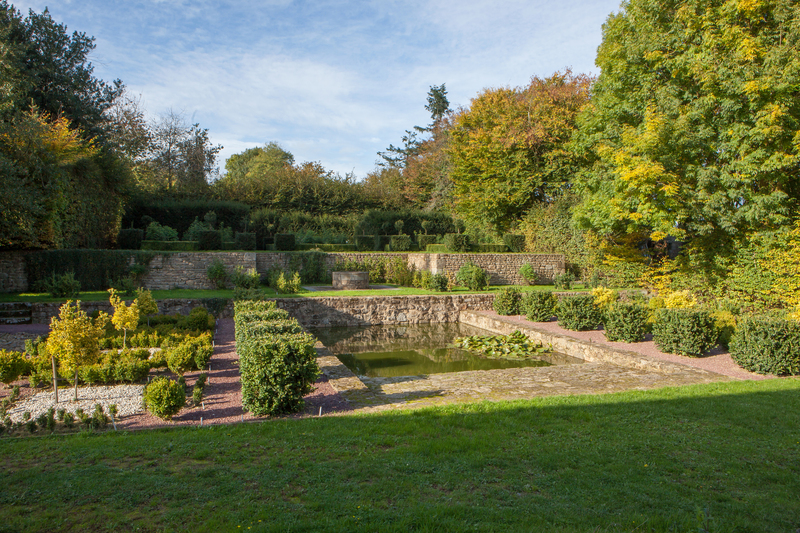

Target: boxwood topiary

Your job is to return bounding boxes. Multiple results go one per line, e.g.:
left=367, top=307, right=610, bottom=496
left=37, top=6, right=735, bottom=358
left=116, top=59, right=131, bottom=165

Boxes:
left=456, top=261, right=489, bottom=291
left=556, top=295, right=601, bottom=331
left=729, top=316, right=800, bottom=375
left=428, top=273, right=449, bottom=292
left=389, top=234, right=412, bottom=251
left=603, top=302, right=649, bottom=343
left=355, top=235, right=374, bottom=251
left=443, top=233, right=470, bottom=252
left=493, top=287, right=522, bottom=315
left=143, top=377, right=185, bottom=420
left=652, top=308, right=717, bottom=357
left=523, top=292, right=557, bottom=322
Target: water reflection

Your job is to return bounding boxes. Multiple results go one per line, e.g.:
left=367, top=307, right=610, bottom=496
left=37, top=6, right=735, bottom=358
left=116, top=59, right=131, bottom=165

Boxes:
left=312, top=323, right=583, bottom=378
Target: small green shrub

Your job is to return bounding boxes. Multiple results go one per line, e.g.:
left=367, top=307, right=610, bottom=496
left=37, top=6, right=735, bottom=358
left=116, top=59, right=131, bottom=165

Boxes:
left=207, top=259, right=228, bottom=289
left=556, top=295, right=601, bottom=331
left=389, top=235, right=412, bottom=251
left=443, top=233, right=470, bottom=252
left=493, top=287, right=522, bottom=315
left=143, top=377, right=185, bottom=420
left=729, top=316, right=800, bottom=375
left=603, top=303, right=649, bottom=343
left=179, top=307, right=214, bottom=331
left=428, top=273, right=449, bottom=292
left=192, top=384, right=204, bottom=405
left=275, top=233, right=296, bottom=251
left=234, top=232, right=256, bottom=250
left=418, top=234, right=438, bottom=248
left=145, top=221, right=179, bottom=241
left=652, top=309, right=717, bottom=357
left=117, top=229, right=144, bottom=250
left=40, top=271, right=81, bottom=298
left=0, top=350, right=25, bottom=386
left=523, top=292, right=557, bottom=322
left=456, top=261, right=489, bottom=291
left=519, top=263, right=538, bottom=285
left=166, top=343, right=195, bottom=376
left=553, top=272, right=575, bottom=290
left=230, top=266, right=261, bottom=289
left=503, top=234, right=526, bottom=253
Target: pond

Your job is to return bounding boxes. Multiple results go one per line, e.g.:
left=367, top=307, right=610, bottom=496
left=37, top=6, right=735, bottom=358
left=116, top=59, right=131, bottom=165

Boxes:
left=312, top=322, right=584, bottom=378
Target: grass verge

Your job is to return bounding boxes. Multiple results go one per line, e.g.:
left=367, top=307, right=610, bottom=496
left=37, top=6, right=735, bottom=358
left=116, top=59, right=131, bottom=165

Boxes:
left=1, top=378, right=798, bottom=532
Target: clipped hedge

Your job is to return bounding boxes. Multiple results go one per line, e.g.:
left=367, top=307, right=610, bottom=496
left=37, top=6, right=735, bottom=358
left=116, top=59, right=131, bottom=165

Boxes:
left=426, top=244, right=449, bottom=253
left=556, top=295, right=601, bottom=331
left=523, top=292, right=556, bottom=322
left=141, top=241, right=198, bottom=251
left=25, top=250, right=154, bottom=292
left=297, top=243, right=358, bottom=252
left=417, top=235, right=438, bottom=248
left=389, top=235, right=412, bottom=251
left=118, top=229, right=144, bottom=250
left=730, top=316, right=800, bottom=375
left=235, top=232, right=257, bottom=250
left=603, top=303, right=649, bottom=343
left=443, top=233, right=470, bottom=252
left=198, top=230, right=223, bottom=251
left=652, top=309, right=717, bottom=357
left=355, top=235, right=374, bottom=251
left=234, top=300, right=319, bottom=415
left=275, top=233, right=296, bottom=251
left=470, top=243, right=508, bottom=253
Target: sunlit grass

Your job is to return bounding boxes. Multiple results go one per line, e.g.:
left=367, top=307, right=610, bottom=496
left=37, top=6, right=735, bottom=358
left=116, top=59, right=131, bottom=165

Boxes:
left=2, top=378, right=799, bottom=532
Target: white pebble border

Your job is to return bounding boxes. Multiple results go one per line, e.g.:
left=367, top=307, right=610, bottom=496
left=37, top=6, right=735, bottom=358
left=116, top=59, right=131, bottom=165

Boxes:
left=6, top=384, right=145, bottom=423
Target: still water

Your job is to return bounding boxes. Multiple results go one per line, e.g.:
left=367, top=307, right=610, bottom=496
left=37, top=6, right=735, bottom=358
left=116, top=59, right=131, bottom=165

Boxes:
left=312, top=322, right=583, bottom=378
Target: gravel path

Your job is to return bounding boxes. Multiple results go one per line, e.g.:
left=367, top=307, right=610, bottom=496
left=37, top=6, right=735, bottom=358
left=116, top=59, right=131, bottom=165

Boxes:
left=476, top=310, right=771, bottom=381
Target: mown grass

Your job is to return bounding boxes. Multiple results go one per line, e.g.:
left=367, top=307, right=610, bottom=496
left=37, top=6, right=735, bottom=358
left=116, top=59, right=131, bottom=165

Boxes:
left=2, top=379, right=799, bottom=532
left=0, top=284, right=592, bottom=303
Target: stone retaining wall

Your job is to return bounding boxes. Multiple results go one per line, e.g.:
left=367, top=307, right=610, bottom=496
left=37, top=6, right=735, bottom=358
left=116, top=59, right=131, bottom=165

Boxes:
left=0, top=332, right=39, bottom=352
left=275, top=294, right=495, bottom=328
left=0, top=250, right=564, bottom=292
left=30, top=298, right=234, bottom=324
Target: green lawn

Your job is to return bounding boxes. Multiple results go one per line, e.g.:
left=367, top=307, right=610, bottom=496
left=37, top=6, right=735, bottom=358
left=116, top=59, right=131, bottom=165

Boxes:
left=0, top=284, right=592, bottom=303
left=2, top=379, right=799, bottom=532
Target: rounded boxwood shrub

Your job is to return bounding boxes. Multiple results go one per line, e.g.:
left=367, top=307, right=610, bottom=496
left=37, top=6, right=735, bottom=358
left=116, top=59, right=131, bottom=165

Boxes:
left=443, top=233, right=470, bottom=252
left=143, top=377, right=185, bottom=420
left=493, top=287, right=522, bottom=315
left=0, top=350, right=26, bottom=386
left=729, top=316, right=800, bottom=375
left=556, top=295, right=601, bottom=331
left=166, top=343, right=195, bottom=376
left=652, top=308, right=717, bottom=357
left=456, top=261, right=489, bottom=291
left=523, top=292, right=557, bottom=322
left=603, top=302, right=649, bottom=343
left=428, top=273, right=448, bottom=292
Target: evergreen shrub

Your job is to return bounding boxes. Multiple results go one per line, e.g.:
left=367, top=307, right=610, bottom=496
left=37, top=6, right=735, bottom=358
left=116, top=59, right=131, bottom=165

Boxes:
left=118, top=229, right=144, bottom=250
left=207, top=259, right=228, bottom=289
left=198, top=230, right=223, bottom=250
left=503, top=234, right=526, bottom=252
left=39, top=272, right=81, bottom=298
left=355, top=235, right=374, bottom=251
left=390, top=235, right=412, bottom=251
left=652, top=309, right=717, bottom=357
left=428, top=273, right=448, bottom=292
left=275, top=233, right=296, bottom=251
left=729, top=316, right=800, bottom=375
left=0, top=350, right=25, bottom=386
left=523, top=292, right=556, bottom=322
left=443, top=233, right=470, bottom=252
left=553, top=272, right=575, bottom=290
left=556, top=295, right=601, bottom=331
left=519, top=263, right=538, bottom=285
left=418, top=234, right=438, bottom=248
left=143, top=377, right=185, bottom=420
left=603, top=303, right=649, bottom=343
left=456, top=261, right=489, bottom=291
left=145, top=222, right=179, bottom=241
left=493, top=287, right=522, bottom=315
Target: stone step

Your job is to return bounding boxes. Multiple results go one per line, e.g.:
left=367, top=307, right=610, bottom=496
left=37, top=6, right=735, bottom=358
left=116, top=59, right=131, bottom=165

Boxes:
left=0, top=316, right=32, bottom=325
left=0, top=302, right=32, bottom=325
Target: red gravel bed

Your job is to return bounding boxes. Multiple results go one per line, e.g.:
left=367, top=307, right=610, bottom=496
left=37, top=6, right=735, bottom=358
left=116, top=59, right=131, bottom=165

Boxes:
left=477, top=310, right=772, bottom=381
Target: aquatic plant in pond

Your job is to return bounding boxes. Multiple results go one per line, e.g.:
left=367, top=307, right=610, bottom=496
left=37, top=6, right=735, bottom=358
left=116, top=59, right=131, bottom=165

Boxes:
left=453, top=330, right=551, bottom=359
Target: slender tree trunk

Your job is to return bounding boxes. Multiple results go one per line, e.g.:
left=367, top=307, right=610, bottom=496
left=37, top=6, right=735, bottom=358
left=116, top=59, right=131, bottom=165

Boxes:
left=74, top=369, right=79, bottom=401
left=51, top=356, right=58, bottom=404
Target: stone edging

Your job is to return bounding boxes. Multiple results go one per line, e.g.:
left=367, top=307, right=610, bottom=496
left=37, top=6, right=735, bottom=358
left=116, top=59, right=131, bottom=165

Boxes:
left=459, top=310, right=723, bottom=377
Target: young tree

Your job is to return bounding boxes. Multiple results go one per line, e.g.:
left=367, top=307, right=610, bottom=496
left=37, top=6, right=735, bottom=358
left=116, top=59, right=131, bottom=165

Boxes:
left=448, top=70, right=592, bottom=233
left=47, top=301, right=108, bottom=401
left=135, top=287, right=158, bottom=327
left=109, top=288, right=139, bottom=349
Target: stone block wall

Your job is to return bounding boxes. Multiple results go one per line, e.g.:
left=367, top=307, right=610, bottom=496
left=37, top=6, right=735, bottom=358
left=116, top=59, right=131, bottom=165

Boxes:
left=140, top=252, right=256, bottom=290
left=30, top=298, right=234, bottom=324
left=275, top=294, right=495, bottom=328
left=406, top=253, right=564, bottom=284
left=0, top=252, right=28, bottom=293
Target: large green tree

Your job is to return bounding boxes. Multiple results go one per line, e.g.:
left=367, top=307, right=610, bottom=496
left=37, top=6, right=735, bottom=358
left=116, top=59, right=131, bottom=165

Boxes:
left=448, top=70, right=592, bottom=233
left=573, top=0, right=800, bottom=244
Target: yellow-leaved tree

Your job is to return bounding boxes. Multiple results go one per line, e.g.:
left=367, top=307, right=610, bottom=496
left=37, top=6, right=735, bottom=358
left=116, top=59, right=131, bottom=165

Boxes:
left=109, top=289, right=139, bottom=349
left=47, top=301, right=108, bottom=401
left=135, top=288, right=159, bottom=326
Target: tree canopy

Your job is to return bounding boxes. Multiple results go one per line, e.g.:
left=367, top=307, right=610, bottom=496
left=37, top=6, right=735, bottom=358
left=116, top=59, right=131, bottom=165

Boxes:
left=572, top=0, right=800, bottom=244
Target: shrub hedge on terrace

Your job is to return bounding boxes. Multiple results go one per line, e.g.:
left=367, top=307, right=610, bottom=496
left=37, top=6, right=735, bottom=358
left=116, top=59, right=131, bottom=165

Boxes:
left=234, top=301, right=319, bottom=416
left=730, top=316, right=800, bottom=375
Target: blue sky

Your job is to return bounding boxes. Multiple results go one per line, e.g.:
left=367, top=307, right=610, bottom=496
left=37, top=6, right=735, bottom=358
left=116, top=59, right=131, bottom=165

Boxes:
left=13, top=0, right=621, bottom=178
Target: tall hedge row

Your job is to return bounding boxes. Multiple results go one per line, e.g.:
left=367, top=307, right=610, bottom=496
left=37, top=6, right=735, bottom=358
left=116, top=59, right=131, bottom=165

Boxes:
left=24, top=250, right=154, bottom=291
left=234, top=300, right=319, bottom=416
